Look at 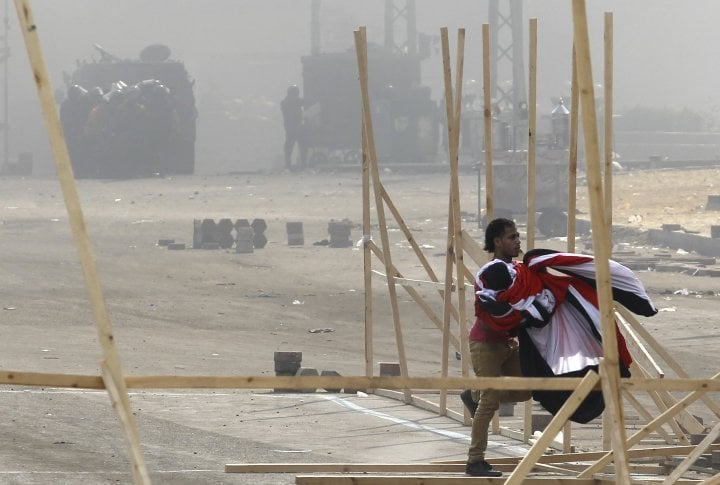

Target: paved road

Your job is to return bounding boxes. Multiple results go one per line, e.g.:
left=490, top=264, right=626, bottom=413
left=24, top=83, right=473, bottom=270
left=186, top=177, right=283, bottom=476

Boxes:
left=0, top=386, right=532, bottom=484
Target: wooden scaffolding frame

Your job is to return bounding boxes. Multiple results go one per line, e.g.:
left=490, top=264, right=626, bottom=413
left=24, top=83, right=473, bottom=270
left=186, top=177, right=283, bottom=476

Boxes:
left=4, top=1, right=719, bottom=484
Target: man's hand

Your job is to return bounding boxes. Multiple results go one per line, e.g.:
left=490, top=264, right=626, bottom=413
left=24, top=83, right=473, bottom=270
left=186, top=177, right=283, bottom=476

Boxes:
left=521, top=300, right=553, bottom=328
left=477, top=293, right=512, bottom=316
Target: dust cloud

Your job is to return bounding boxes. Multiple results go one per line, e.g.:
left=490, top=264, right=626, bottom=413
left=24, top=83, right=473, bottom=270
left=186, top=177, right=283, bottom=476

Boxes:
left=3, top=0, right=718, bottom=174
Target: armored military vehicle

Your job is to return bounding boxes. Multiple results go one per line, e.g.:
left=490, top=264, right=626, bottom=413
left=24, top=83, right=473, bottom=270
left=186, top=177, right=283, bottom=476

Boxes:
left=61, top=44, right=196, bottom=178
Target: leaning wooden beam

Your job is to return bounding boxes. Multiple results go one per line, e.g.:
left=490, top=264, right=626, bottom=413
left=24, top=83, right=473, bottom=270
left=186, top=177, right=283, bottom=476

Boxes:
left=12, top=2, right=149, bottom=483
left=526, top=17, right=538, bottom=249
left=439, top=27, right=465, bottom=417
left=622, top=388, right=675, bottom=445
left=616, top=305, right=720, bottom=419
left=379, top=185, right=466, bottom=314
left=505, top=371, right=600, bottom=484
left=702, top=473, right=720, bottom=485
left=354, top=27, right=411, bottom=402
left=571, top=1, right=629, bottom=481
left=371, top=270, right=452, bottom=290
left=577, top=370, right=720, bottom=478
left=664, top=421, right=720, bottom=484
left=367, top=241, right=462, bottom=352
left=616, top=311, right=664, bottom=377
left=630, top=361, right=689, bottom=444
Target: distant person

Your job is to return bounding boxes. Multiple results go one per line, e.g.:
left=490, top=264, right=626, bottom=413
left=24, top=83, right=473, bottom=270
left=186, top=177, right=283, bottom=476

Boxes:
left=280, top=85, right=308, bottom=171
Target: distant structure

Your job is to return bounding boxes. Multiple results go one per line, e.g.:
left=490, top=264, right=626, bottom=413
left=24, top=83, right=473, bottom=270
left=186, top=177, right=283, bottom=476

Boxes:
left=60, top=44, right=197, bottom=178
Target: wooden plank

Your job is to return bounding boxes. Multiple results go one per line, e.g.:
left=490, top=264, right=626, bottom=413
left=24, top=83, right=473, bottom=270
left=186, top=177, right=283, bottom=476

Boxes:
left=436, top=444, right=720, bottom=465
left=578, top=370, right=720, bottom=478
left=482, top=23, right=494, bottom=221
left=296, top=476, right=620, bottom=485
left=1, top=371, right=719, bottom=393
left=371, top=270, right=452, bottom=290
left=570, top=2, right=629, bottom=481
left=461, top=230, right=485, bottom=268
left=12, top=2, right=149, bottom=483
left=450, top=29, right=470, bottom=389
left=226, top=463, right=467, bottom=473
left=622, top=388, right=675, bottom=444
left=100, top=363, right=150, bottom=484
left=701, top=472, right=720, bottom=485
left=617, top=305, right=720, bottom=422
left=506, top=371, right=600, bottom=484
left=664, top=421, right=720, bottom=484
left=526, top=17, right=538, bottom=249
left=566, top=44, right=579, bottom=251
left=354, top=27, right=410, bottom=402
left=439, top=27, right=468, bottom=419
left=361, top=118, right=373, bottom=380
left=368, top=241, right=462, bottom=352
left=616, top=311, right=664, bottom=378
left=603, top=12, right=614, bottom=243
left=630, top=361, right=689, bottom=444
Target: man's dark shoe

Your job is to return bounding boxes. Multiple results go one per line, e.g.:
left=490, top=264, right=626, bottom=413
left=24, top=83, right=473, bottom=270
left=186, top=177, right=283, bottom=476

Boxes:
left=466, top=460, right=502, bottom=477
left=460, top=389, right=478, bottom=416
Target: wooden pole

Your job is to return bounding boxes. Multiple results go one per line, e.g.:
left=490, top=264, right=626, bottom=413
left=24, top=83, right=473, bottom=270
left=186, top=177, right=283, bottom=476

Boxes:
left=354, top=27, right=411, bottom=402
left=578, top=370, right=720, bottom=478
left=567, top=45, right=580, bottom=252
left=482, top=23, right=494, bottom=222
left=12, top=2, right=150, bottom=483
left=450, top=28, right=469, bottom=387
left=438, top=27, right=455, bottom=416
left=570, top=1, right=629, bottom=481
left=439, top=28, right=469, bottom=416
left=526, top=17, right=538, bottom=249
left=361, top=122, right=373, bottom=379
left=505, top=371, right=600, bottom=484
left=1, top=370, right=718, bottom=393
left=664, top=421, right=720, bottom=484
left=604, top=12, right=614, bottom=250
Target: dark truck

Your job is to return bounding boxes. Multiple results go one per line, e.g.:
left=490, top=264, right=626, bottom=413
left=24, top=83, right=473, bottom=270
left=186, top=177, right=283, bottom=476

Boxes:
left=60, top=44, right=196, bottom=178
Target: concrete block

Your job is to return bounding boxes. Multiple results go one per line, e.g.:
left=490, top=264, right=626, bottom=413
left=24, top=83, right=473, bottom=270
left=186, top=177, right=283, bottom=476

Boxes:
left=328, top=219, right=353, bottom=248
left=274, top=361, right=301, bottom=374
left=286, top=222, right=304, bottom=246
left=378, top=362, right=401, bottom=376
left=499, top=402, right=515, bottom=417
left=711, top=451, right=720, bottom=470
left=235, top=227, right=254, bottom=253
left=531, top=413, right=553, bottom=433
left=295, top=367, right=319, bottom=393
left=167, top=243, right=186, bottom=250
left=216, top=218, right=235, bottom=249
left=192, top=219, right=202, bottom=249
left=320, top=370, right=342, bottom=393
left=274, top=351, right=303, bottom=363
left=691, top=433, right=708, bottom=445
left=706, top=194, right=720, bottom=210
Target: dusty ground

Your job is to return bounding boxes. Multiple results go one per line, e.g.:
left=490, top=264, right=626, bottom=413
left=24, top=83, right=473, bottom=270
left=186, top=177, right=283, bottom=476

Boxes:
left=0, top=166, right=718, bottom=483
